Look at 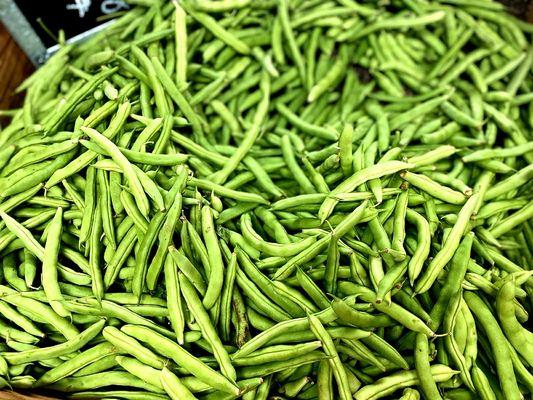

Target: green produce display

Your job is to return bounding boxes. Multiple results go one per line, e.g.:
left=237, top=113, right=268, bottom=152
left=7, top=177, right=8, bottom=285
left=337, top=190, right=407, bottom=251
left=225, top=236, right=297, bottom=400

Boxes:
left=0, top=0, right=532, bottom=399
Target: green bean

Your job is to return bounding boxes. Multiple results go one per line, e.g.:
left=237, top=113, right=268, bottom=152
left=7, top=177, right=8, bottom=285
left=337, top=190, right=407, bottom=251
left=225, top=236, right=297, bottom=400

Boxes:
left=444, top=291, right=475, bottom=391
left=102, top=326, right=164, bottom=369
left=0, top=300, right=44, bottom=338
left=238, top=351, right=327, bottom=379
left=0, top=144, right=16, bottom=173
left=122, top=325, right=239, bottom=395
left=173, top=1, right=188, bottom=87
left=233, top=341, right=322, bottom=367
left=168, top=246, right=207, bottom=296
left=236, top=260, right=296, bottom=321
left=414, top=333, right=442, bottom=399
left=271, top=193, right=326, bottom=210
left=82, top=127, right=149, bottom=216
left=336, top=123, right=353, bottom=177
left=471, top=365, right=498, bottom=400
left=0, top=285, right=79, bottom=339
left=319, top=161, right=413, bottom=222
left=197, top=205, right=225, bottom=309
left=390, top=189, right=408, bottom=255
left=241, top=213, right=316, bottom=257
left=0, top=185, right=42, bottom=215
left=47, top=370, right=164, bottom=393
left=506, top=341, right=533, bottom=393
left=244, top=156, right=284, bottom=197
left=362, top=142, right=383, bottom=204
left=376, top=256, right=409, bottom=302
left=130, top=118, right=163, bottom=152
left=401, top=171, right=466, bottom=205
left=415, top=194, right=479, bottom=294
left=317, top=359, right=333, bottom=400
left=353, top=365, right=457, bottom=400
left=0, top=319, right=39, bottom=344
left=88, top=201, right=104, bottom=301
left=69, top=389, right=166, bottom=399
left=295, top=267, right=330, bottom=310
left=408, top=145, right=457, bottom=168
left=2, top=319, right=105, bottom=365
left=35, top=342, right=118, bottom=387
left=159, top=256, right=185, bottom=344
left=373, top=295, right=435, bottom=336
left=211, top=72, right=270, bottom=184
left=273, top=234, right=331, bottom=280
left=496, top=280, right=533, bottom=366
left=308, top=45, right=349, bottom=102
left=389, top=94, right=450, bottom=130
left=276, top=103, right=337, bottom=141
left=1, top=149, right=76, bottom=197
left=217, top=250, right=237, bottom=341
left=429, top=233, right=473, bottom=332
left=267, top=325, right=371, bottom=346
left=352, top=10, right=446, bottom=40
left=41, top=207, right=70, bottom=317
left=332, top=298, right=393, bottom=329
left=120, top=191, right=148, bottom=234
left=464, top=291, right=522, bottom=399
left=188, top=177, right=268, bottom=204
left=145, top=192, right=183, bottom=290
left=97, top=169, right=116, bottom=250
left=440, top=101, right=481, bottom=128
left=322, top=234, right=340, bottom=295
left=81, top=139, right=188, bottom=166
left=1, top=251, right=25, bottom=293
left=233, top=307, right=336, bottom=359
left=278, top=0, right=306, bottom=87
left=45, top=108, right=127, bottom=188
left=131, top=46, right=169, bottom=117
left=67, top=296, right=173, bottom=335
left=180, top=273, right=237, bottom=382
left=273, top=280, right=318, bottom=315
left=104, top=226, right=138, bottom=288
left=184, top=6, right=250, bottom=54
left=302, top=154, right=330, bottom=193
left=160, top=366, right=197, bottom=400
left=3, top=139, right=79, bottom=177
left=425, top=171, right=472, bottom=196
left=463, top=142, right=533, bottom=163
left=0, top=211, right=50, bottom=260
left=404, top=209, right=431, bottom=284
left=132, top=211, right=166, bottom=299
left=44, top=68, right=117, bottom=133
left=399, top=388, right=420, bottom=400
left=489, top=201, right=533, bottom=239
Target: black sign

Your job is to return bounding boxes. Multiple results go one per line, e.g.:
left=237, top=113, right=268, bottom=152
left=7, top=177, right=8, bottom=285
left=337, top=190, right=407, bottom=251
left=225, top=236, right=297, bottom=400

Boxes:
left=13, top=0, right=130, bottom=48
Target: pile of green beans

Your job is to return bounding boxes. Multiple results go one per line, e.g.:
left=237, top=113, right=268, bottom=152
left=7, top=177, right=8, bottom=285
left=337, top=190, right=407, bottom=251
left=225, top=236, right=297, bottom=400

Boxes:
left=0, top=0, right=532, bottom=399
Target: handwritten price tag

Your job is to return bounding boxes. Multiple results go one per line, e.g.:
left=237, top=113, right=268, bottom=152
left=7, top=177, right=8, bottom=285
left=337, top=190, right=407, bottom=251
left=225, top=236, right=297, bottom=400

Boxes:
left=13, top=0, right=129, bottom=47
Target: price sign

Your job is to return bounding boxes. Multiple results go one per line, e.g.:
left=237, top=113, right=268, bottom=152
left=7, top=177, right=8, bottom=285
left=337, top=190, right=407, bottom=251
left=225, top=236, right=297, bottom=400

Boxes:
left=0, top=0, right=129, bottom=63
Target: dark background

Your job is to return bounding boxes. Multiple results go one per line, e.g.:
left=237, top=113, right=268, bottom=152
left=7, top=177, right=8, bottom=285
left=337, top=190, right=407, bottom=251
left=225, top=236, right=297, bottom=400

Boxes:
left=13, top=0, right=130, bottom=48
left=504, top=0, right=533, bottom=18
